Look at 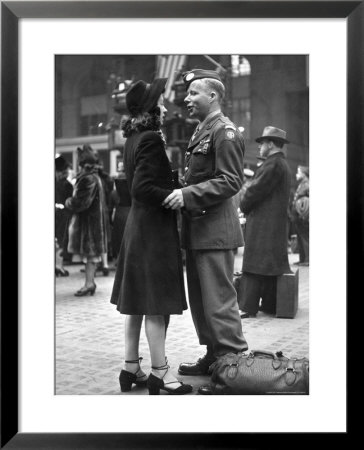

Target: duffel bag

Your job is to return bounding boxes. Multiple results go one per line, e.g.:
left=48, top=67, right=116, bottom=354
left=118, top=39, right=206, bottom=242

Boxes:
left=210, top=350, right=309, bottom=395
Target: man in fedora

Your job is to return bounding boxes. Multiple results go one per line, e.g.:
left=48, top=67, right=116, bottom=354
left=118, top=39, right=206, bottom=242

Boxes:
left=238, top=126, right=292, bottom=318
left=163, top=69, right=248, bottom=394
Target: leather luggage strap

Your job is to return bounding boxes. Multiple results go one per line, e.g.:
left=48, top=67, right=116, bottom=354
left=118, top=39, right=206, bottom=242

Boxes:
left=285, top=359, right=297, bottom=386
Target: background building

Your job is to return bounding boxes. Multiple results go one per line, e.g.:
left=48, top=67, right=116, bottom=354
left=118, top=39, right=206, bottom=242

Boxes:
left=56, top=54, right=308, bottom=179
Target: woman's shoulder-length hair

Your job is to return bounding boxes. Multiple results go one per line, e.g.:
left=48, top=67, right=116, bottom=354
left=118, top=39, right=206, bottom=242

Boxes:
left=121, top=107, right=161, bottom=138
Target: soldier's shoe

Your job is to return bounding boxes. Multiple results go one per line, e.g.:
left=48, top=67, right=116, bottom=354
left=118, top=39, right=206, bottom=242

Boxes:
left=178, top=354, right=216, bottom=376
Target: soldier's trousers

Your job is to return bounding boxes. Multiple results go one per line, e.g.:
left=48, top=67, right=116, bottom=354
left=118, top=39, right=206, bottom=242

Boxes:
left=185, top=249, right=248, bottom=357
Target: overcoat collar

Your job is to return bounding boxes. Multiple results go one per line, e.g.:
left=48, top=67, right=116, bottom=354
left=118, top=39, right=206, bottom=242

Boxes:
left=265, top=151, right=285, bottom=160
left=188, top=111, right=223, bottom=148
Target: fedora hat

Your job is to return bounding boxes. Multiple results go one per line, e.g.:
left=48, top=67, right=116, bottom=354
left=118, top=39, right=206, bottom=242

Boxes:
left=126, top=78, right=167, bottom=117
left=255, top=126, right=289, bottom=144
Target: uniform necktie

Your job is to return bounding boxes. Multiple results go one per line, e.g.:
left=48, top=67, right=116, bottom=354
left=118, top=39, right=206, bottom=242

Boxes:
left=191, top=126, right=200, bottom=141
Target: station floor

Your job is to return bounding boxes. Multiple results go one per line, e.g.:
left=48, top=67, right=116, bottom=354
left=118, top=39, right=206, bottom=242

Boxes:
left=55, top=249, right=308, bottom=395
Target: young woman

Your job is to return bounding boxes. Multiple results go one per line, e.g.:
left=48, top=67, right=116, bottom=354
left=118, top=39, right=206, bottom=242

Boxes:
left=110, top=78, right=192, bottom=395
left=65, top=145, right=108, bottom=296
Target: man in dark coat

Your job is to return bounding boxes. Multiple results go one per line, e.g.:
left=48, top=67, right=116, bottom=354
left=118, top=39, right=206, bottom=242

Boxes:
left=55, top=154, right=73, bottom=270
left=239, top=126, right=292, bottom=318
left=163, top=69, right=248, bottom=394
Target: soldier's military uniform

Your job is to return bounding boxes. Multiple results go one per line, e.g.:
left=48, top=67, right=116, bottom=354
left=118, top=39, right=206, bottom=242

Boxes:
left=181, top=110, right=248, bottom=357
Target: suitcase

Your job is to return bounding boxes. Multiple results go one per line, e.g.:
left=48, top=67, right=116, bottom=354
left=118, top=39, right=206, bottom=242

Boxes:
left=276, top=267, right=299, bottom=318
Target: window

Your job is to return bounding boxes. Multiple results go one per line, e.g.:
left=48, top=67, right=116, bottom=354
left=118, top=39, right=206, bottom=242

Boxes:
left=231, top=56, right=251, bottom=77
left=79, top=94, right=108, bottom=136
left=232, top=98, right=251, bottom=139
left=80, top=114, right=108, bottom=136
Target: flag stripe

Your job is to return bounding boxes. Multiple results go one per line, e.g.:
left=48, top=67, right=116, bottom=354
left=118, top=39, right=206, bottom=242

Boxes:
left=157, top=55, right=186, bottom=101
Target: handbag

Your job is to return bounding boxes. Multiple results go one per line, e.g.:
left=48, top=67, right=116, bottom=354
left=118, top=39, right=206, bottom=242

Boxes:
left=210, top=350, right=309, bottom=395
left=295, top=196, right=309, bottom=221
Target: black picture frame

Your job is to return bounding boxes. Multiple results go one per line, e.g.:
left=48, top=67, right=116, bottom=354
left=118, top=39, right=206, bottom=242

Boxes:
left=1, top=1, right=361, bottom=447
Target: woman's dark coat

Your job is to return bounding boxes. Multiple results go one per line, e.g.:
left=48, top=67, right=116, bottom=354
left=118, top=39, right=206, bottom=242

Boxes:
left=65, top=168, right=108, bottom=257
left=241, top=152, right=291, bottom=276
left=110, top=130, right=187, bottom=315
left=110, top=177, right=131, bottom=259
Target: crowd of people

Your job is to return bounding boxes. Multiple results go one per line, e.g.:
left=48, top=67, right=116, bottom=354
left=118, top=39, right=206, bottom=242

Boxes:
left=55, top=69, right=309, bottom=395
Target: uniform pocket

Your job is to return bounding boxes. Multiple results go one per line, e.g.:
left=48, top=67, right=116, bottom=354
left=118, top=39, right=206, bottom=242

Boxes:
left=191, top=139, right=213, bottom=173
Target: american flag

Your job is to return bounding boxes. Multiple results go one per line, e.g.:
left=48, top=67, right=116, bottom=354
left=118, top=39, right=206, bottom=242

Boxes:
left=157, top=55, right=187, bottom=102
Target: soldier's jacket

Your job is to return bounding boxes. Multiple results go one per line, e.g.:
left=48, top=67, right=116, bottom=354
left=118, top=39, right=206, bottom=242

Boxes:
left=181, top=112, right=245, bottom=250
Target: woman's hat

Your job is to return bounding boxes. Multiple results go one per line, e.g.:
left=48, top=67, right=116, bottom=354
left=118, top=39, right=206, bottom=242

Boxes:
left=77, top=144, right=98, bottom=166
left=126, top=78, right=167, bottom=116
left=255, top=126, right=289, bottom=144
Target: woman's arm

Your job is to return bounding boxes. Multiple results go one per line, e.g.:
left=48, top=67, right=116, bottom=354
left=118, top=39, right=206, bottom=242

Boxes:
left=131, top=132, right=172, bottom=205
left=65, top=174, right=97, bottom=212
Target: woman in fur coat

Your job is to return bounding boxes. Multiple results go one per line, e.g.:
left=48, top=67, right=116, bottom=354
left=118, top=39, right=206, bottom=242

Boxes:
left=65, top=145, right=108, bottom=296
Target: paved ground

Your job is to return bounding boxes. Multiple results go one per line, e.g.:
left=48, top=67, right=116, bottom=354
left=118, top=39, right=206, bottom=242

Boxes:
left=55, top=249, right=309, bottom=395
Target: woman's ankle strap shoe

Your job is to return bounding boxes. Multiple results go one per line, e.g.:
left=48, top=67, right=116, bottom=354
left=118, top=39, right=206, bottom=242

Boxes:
left=147, top=373, right=192, bottom=395
left=125, top=357, right=143, bottom=364
left=74, top=283, right=96, bottom=296
left=119, top=357, right=147, bottom=392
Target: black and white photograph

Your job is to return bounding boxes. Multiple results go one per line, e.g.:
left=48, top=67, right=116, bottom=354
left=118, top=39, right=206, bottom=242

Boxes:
left=55, top=54, right=309, bottom=396
left=2, top=1, right=355, bottom=443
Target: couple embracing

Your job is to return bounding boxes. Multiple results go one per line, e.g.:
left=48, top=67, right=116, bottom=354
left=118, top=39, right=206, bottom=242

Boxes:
left=110, top=69, right=248, bottom=395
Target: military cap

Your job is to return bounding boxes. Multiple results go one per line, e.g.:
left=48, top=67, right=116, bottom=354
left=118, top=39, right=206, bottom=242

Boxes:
left=183, top=69, right=222, bottom=89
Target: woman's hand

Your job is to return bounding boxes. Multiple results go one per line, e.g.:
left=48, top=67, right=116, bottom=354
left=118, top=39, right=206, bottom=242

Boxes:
left=162, top=189, right=184, bottom=209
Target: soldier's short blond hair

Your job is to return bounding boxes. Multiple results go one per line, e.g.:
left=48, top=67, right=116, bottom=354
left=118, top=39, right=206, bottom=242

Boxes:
left=201, top=78, right=225, bottom=103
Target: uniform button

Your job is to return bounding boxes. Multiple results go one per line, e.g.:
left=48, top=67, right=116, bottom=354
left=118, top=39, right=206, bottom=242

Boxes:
left=184, top=182, right=188, bottom=186
left=186, top=152, right=191, bottom=156
left=202, top=210, right=206, bottom=214
left=185, top=166, right=188, bottom=171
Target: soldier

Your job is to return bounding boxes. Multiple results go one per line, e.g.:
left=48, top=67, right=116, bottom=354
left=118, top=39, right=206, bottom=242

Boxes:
left=163, top=69, right=248, bottom=395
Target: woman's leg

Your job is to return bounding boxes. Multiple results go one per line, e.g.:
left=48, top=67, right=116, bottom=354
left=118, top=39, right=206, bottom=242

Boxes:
left=145, top=315, right=180, bottom=389
left=85, top=260, right=96, bottom=288
left=124, top=315, right=146, bottom=379
left=101, top=252, right=109, bottom=269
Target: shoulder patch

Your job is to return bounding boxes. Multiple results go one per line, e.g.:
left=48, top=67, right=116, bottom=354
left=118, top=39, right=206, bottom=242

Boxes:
left=225, top=129, right=236, bottom=140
